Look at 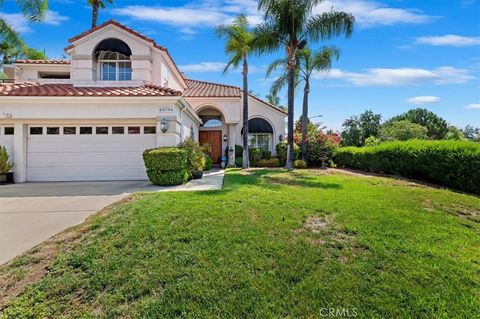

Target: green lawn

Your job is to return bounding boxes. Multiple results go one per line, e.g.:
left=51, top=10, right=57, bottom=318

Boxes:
left=1, top=169, right=479, bottom=318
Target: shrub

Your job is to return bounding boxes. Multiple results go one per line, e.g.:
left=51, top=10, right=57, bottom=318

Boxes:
left=249, top=148, right=263, bottom=167
left=235, top=144, right=243, bottom=157
left=334, top=140, right=480, bottom=194
left=143, top=147, right=188, bottom=185
left=146, top=169, right=189, bottom=186
left=204, top=154, right=213, bottom=171
left=0, top=146, right=13, bottom=174
left=261, top=149, right=271, bottom=160
left=258, top=158, right=280, bottom=167
left=235, top=157, right=243, bottom=167
left=179, top=139, right=205, bottom=176
left=294, top=159, right=307, bottom=169
left=276, top=142, right=300, bottom=166
left=143, top=147, right=187, bottom=171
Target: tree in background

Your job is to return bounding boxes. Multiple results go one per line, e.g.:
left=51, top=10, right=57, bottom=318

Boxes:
left=341, top=110, right=382, bottom=146
left=257, top=0, right=354, bottom=169
left=387, top=108, right=448, bottom=139
left=216, top=15, right=258, bottom=169
left=1, top=0, right=47, bottom=49
left=266, top=46, right=340, bottom=161
left=380, top=120, right=428, bottom=141
left=462, top=125, right=480, bottom=141
left=88, top=0, right=113, bottom=28
left=444, top=125, right=465, bottom=140
left=1, top=41, right=47, bottom=66
left=266, top=92, right=286, bottom=111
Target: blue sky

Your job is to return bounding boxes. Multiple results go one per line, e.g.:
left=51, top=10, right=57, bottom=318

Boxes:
left=1, top=0, right=479, bottom=130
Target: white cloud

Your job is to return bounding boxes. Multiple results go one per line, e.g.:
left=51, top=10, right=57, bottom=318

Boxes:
left=314, top=0, right=436, bottom=27
left=320, top=66, right=474, bottom=86
left=179, top=62, right=227, bottom=72
left=464, top=103, right=480, bottom=110
left=414, top=34, right=480, bottom=47
left=44, top=11, right=69, bottom=25
left=0, top=10, right=68, bottom=33
left=179, top=61, right=261, bottom=74
left=406, top=96, right=441, bottom=105
left=0, top=12, right=30, bottom=33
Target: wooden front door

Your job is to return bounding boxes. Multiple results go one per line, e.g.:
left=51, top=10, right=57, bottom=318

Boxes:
left=199, top=131, right=222, bottom=163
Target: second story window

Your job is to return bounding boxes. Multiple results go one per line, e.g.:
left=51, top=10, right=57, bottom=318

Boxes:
left=97, top=51, right=132, bottom=81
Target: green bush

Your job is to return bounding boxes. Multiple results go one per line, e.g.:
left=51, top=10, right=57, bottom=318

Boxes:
left=204, top=154, right=213, bottom=171
left=276, top=142, right=300, bottom=166
left=235, top=144, right=243, bottom=157
left=258, top=158, right=280, bottom=167
left=235, top=157, right=243, bottom=167
left=334, top=140, right=480, bottom=194
left=0, top=145, right=13, bottom=174
left=294, top=159, right=307, bottom=169
left=146, top=169, right=189, bottom=186
left=249, top=148, right=263, bottom=167
left=143, top=147, right=187, bottom=171
left=143, top=147, right=188, bottom=185
left=261, top=150, right=272, bottom=160
left=179, top=139, right=205, bottom=176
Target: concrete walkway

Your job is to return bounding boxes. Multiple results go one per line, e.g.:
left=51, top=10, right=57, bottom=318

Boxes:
left=0, top=169, right=224, bottom=264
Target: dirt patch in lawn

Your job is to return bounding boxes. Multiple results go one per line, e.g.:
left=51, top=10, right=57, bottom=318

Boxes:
left=0, top=194, right=139, bottom=311
left=294, top=214, right=368, bottom=263
left=422, top=200, right=479, bottom=223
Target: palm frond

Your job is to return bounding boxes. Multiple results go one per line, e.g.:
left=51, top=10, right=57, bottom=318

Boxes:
left=0, top=19, right=25, bottom=48
left=15, top=0, right=48, bottom=21
left=306, top=11, right=355, bottom=41
left=265, top=57, right=287, bottom=77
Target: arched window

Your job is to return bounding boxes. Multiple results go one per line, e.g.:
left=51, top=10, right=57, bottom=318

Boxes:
left=242, top=118, right=274, bottom=151
left=93, top=38, right=132, bottom=81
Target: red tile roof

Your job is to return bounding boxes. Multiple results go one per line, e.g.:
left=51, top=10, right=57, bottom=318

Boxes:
left=184, top=79, right=287, bottom=115
left=184, top=79, right=241, bottom=97
left=0, top=83, right=181, bottom=97
left=65, top=20, right=185, bottom=85
left=15, top=60, right=71, bottom=65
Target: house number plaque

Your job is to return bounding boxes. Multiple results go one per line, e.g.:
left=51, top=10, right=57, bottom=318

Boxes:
left=159, top=106, right=175, bottom=113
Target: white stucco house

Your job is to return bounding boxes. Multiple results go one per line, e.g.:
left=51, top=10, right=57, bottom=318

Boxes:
left=0, top=20, right=286, bottom=182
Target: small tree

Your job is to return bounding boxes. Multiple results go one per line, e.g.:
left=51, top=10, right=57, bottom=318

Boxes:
left=0, top=146, right=13, bottom=174
left=388, top=108, right=448, bottom=139
left=380, top=120, right=428, bottom=141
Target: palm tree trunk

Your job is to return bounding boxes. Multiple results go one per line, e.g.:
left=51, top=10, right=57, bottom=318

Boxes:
left=92, top=1, right=99, bottom=28
left=286, top=57, right=295, bottom=170
left=301, top=79, right=309, bottom=161
left=242, top=54, right=250, bottom=169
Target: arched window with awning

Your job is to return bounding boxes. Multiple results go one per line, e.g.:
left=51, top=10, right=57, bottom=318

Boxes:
left=93, top=38, right=132, bottom=81
left=242, top=118, right=274, bottom=152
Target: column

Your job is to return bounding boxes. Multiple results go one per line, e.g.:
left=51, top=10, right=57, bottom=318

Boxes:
left=13, top=123, right=27, bottom=182
left=227, top=124, right=236, bottom=167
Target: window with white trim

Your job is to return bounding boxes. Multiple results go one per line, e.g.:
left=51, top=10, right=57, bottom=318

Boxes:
left=97, top=51, right=132, bottom=81
left=248, top=133, right=272, bottom=151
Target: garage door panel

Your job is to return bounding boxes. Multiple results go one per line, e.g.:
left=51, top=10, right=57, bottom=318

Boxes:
left=27, top=126, right=156, bottom=181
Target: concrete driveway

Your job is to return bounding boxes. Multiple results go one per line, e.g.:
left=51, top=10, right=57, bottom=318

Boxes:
left=0, top=170, right=224, bottom=264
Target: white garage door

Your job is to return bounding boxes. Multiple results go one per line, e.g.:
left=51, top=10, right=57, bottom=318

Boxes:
left=27, top=125, right=157, bottom=181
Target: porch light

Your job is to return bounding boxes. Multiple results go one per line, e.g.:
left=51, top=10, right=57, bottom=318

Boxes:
left=160, top=118, right=169, bottom=133
left=223, top=134, right=228, bottom=142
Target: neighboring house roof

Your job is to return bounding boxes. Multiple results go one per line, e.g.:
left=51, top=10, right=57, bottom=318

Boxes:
left=184, top=79, right=287, bottom=115
left=184, top=79, right=241, bottom=97
left=14, top=60, right=71, bottom=65
left=65, top=19, right=186, bottom=88
left=0, top=83, right=181, bottom=97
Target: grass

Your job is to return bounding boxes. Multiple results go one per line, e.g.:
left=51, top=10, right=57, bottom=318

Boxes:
left=1, top=169, right=479, bottom=318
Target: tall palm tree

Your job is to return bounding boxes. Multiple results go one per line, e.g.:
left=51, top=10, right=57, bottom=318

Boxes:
left=88, top=0, right=113, bottom=28
left=0, top=0, right=47, bottom=49
left=216, top=15, right=257, bottom=169
left=266, top=46, right=340, bottom=161
left=256, top=0, right=354, bottom=169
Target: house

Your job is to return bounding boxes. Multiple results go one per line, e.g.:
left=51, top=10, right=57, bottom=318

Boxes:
left=0, top=20, right=286, bottom=182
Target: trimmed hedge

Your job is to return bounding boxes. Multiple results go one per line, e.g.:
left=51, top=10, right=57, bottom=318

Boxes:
left=334, top=140, right=480, bottom=194
left=259, top=158, right=280, bottom=167
left=146, top=169, right=189, bottom=186
left=294, top=159, right=307, bottom=169
left=143, top=147, right=189, bottom=185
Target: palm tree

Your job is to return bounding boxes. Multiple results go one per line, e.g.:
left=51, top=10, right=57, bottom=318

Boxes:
left=88, top=0, right=113, bottom=28
left=0, top=0, right=47, bottom=49
left=266, top=46, right=340, bottom=161
left=216, top=15, right=257, bottom=169
left=256, top=0, right=354, bottom=169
